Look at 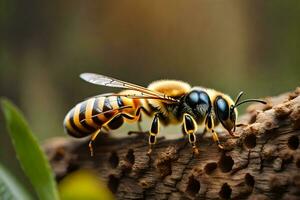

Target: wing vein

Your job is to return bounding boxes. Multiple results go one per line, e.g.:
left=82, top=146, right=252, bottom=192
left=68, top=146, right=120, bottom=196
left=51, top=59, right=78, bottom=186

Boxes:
left=80, top=73, right=179, bottom=103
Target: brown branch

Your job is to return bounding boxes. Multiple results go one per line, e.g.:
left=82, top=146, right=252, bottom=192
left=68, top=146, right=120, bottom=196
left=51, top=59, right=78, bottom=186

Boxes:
left=44, top=88, right=300, bottom=199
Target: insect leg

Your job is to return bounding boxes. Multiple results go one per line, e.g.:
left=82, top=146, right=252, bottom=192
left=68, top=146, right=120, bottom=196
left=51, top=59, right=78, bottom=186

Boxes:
left=147, top=113, right=160, bottom=155
left=205, top=114, right=224, bottom=149
left=106, top=112, right=137, bottom=130
left=102, top=126, right=110, bottom=133
left=120, top=112, right=143, bottom=132
left=135, top=106, right=152, bottom=116
left=137, top=116, right=143, bottom=132
left=88, top=129, right=101, bottom=157
left=119, top=113, right=135, bottom=120
left=90, top=112, right=135, bottom=156
left=183, top=113, right=199, bottom=155
left=134, top=106, right=151, bottom=133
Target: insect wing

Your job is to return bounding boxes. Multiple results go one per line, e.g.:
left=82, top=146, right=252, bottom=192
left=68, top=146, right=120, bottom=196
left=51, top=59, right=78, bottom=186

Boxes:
left=80, top=73, right=179, bottom=103
left=80, top=73, right=128, bottom=89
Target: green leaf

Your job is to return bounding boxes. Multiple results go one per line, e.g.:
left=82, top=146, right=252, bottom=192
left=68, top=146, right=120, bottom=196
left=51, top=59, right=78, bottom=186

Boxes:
left=59, top=170, right=114, bottom=200
left=1, top=99, right=59, bottom=200
left=0, top=163, right=32, bottom=200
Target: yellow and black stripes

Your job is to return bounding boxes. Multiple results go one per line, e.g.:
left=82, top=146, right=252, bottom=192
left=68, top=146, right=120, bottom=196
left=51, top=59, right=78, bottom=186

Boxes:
left=64, top=111, right=83, bottom=138
left=79, top=101, right=96, bottom=132
left=91, top=97, right=104, bottom=126
left=63, top=95, right=150, bottom=138
left=64, top=98, right=99, bottom=138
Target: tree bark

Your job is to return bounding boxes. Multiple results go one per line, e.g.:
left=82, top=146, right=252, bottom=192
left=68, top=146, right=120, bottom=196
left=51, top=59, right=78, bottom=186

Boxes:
left=44, top=88, right=300, bottom=200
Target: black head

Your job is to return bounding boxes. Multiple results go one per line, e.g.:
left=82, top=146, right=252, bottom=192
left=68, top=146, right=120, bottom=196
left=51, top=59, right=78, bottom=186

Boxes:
left=214, top=91, right=266, bottom=135
left=186, top=90, right=210, bottom=107
left=184, top=89, right=211, bottom=119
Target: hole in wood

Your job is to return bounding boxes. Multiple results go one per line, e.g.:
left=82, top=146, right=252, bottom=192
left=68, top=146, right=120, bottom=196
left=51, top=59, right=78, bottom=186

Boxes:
left=288, top=135, right=299, bottom=150
left=204, top=162, right=217, bottom=175
left=126, top=149, right=135, bottom=165
left=186, top=176, right=200, bottom=196
left=108, top=174, right=119, bottom=193
left=219, top=183, right=232, bottom=199
left=157, top=161, right=172, bottom=178
left=244, top=134, right=257, bottom=149
left=109, top=151, right=119, bottom=168
left=218, top=154, right=234, bottom=173
left=245, top=173, right=255, bottom=187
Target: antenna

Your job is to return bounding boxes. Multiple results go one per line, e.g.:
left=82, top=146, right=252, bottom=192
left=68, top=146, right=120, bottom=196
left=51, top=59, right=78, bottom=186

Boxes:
left=233, top=91, right=267, bottom=108
left=235, top=99, right=267, bottom=107
left=234, top=91, right=244, bottom=105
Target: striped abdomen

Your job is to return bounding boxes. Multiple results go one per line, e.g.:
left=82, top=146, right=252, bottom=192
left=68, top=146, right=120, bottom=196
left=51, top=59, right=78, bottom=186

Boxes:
left=63, top=95, right=144, bottom=138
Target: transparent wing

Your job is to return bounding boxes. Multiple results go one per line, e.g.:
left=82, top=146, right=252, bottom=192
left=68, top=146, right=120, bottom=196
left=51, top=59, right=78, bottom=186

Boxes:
left=80, top=73, right=128, bottom=88
left=80, top=73, right=179, bottom=103
left=90, top=93, right=176, bottom=102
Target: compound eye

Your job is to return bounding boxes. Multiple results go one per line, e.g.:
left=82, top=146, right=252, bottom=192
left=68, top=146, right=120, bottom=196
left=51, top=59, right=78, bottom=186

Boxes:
left=186, top=91, right=199, bottom=106
left=216, top=97, right=229, bottom=121
left=187, top=91, right=210, bottom=107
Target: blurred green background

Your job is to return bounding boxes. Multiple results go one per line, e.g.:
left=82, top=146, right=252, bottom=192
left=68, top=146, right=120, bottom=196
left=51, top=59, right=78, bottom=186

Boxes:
left=0, top=0, right=299, bottom=176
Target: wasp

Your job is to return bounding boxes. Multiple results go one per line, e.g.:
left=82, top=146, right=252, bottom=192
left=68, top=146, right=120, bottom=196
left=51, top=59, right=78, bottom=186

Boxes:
left=63, top=73, right=266, bottom=156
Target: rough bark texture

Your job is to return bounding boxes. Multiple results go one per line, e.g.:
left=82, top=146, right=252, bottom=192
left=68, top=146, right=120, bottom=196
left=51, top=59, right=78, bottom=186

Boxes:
left=45, top=88, right=300, bottom=200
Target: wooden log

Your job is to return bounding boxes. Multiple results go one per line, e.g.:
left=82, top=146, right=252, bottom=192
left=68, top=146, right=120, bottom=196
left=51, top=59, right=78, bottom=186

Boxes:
left=44, top=88, right=300, bottom=199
